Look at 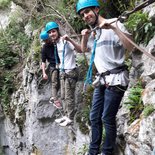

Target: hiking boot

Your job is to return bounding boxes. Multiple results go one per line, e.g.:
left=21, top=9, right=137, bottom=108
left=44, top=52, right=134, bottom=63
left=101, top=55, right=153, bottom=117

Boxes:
left=55, top=116, right=68, bottom=124
left=59, top=117, right=72, bottom=127
left=49, top=97, right=54, bottom=104
left=53, top=100, right=62, bottom=109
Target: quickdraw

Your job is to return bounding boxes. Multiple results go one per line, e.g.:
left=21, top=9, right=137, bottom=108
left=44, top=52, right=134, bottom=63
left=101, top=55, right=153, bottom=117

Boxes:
left=119, top=0, right=155, bottom=21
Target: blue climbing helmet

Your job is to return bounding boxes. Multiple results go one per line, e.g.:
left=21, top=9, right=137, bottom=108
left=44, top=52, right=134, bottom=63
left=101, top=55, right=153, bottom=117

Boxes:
left=40, top=31, right=49, bottom=40
left=45, top=21, right=59, bottom=32
left=76, top=0, right=100, bottom=14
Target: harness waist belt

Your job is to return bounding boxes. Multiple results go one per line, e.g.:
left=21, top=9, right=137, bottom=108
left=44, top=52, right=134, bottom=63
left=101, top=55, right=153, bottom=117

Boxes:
left=100, top=65, right=128, bottom=77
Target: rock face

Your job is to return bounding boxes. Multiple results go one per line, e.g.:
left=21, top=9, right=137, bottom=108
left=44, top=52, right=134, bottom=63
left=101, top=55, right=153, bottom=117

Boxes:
left=1, top=1, right=155, bottom=155
left=0, top=62, right=89, bottom=155
left=0, top=2, right=89, bottom=155
left=115, top=3, right=155, bottom=155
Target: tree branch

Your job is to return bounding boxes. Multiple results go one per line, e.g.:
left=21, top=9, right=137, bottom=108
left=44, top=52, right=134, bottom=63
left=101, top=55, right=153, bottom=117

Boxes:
left=44, top=3, right=78, bottom=36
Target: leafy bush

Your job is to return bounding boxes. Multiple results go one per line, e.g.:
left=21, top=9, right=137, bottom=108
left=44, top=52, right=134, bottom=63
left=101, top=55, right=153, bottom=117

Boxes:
left=7, top=22, right=31, bottom=51
left=124, top=81, right=144, bottom=123
left=125, top=11, right=155, bottom=45
left=76, top=86, right=94, bottom=135
left=0, top=30, right=18, bottom=69
left=0, top=72, right=16, bottom=114
left=0, top=0, right=11, bottom=9
left=77, top=144, right=88, bottom=155
left=143, top=105, right=154, bottom=118
left=0, top=21, right=31, bottom=69
left=0, top=20, right=31, bottom=117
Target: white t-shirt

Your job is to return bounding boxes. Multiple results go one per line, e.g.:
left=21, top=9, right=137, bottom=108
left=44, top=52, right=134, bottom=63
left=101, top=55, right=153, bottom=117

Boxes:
left=88, top=18, right=130, bottom=86
left=57, top=38, right=76, bottom=72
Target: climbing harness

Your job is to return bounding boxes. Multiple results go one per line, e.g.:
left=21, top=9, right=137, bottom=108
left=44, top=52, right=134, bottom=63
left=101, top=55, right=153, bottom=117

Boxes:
left=92, top=65, right=128, bottom=88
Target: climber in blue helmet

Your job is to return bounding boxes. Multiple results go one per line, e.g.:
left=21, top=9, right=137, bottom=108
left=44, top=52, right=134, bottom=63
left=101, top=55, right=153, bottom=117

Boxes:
left=76, top=0, right=134, bottom=155
left=40, top=28, right=61, bottom=109
left=45, top=21, right=59, bottom=32
left=45, top=21, right=82, bottom=127
left=40, top=30, right=52, bottom=45
left=40, top=31, right=49, bottom=41
left=76, top=0, right=100, bottom=27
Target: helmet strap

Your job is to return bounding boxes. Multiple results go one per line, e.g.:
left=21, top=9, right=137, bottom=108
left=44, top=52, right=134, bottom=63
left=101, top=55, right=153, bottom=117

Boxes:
left=91, top=8, right=99, bottom=28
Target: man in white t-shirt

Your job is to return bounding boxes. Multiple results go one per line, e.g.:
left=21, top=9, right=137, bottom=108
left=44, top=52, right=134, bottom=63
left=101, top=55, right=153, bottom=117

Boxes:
left=76, top=0, right=134, bottom=155
left=45, top=21, right=82, bottom=126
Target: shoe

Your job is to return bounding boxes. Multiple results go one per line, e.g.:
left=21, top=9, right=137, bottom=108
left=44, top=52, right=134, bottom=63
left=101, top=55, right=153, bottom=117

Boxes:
left=59, top=117, right=72, bottom=127
left=55, top=116, right=68, bottom=124
left=49, top=97, right=54, bottom=104
left=53, top=100, right=62, bottom=109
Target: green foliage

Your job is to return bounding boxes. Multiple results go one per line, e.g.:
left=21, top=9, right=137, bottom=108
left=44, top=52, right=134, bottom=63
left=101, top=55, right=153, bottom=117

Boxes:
left=0, top=19, right=31, bottom=117
left=77, top=143, right=88, bottom=155
left=32, top=36, right=41, bottom=63
left=0, top=0, right=11, bottom=9
left=30, top=15, right=52, bottom=30
left=0, top=146, right=4, bottom=155
left=98, top=0, right=136, bottom=18
left=58, top=0, right=88, bottom=33
left=76, top=86, right=94, bottom=135
left=125, top=11, right=155, bottom=45
left=125, top=58, right=132, bottom=71
left=7, top=22, right=31, bottom=51
left=143, top=105, right=154, bottom=118
left=124, top=81, right=144, bottom=123
left=0, top=21, right=31, bottom=69
left=0, top=72, right=16, bottom=114
left=0, top=31, right=18, bottom=69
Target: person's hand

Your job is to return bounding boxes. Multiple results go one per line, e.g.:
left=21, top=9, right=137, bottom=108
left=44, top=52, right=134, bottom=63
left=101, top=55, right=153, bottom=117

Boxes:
left=61, top=34, right=70, bottom=41
left=81, top=29, right=90, bottom=35
left=43, top=73, right=48, bottom=80
left=81, top=29, right=91, bottom=39
left=56, top=64, right=60, bottom=69
left=99, top=20, right=115, bottom=30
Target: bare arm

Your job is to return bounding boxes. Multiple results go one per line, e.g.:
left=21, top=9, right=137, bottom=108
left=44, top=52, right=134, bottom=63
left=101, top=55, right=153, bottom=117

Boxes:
left=41, top=62, right=48, bottom=79
left=112, top=26, right=134, bottom=51
left=62, top=34, right=82, bottom=53
left=81, top=29, right=91, bottom=53
left=99, top=20, right=134, bottom=52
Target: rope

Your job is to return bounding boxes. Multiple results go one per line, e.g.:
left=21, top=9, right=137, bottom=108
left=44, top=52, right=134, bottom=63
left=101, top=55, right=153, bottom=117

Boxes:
left=54, top=44, right=59, bottom=65
left=85, top=39, right=97, bottom=84
left=115, top=18, right=155, bottom=61
left=120, top=0, right=155, bottom=21
left=83, top=39, right=97, bottom=92
left=70, top=26, right=99, bottom=38
left=61, top=41, right=67, bottom=72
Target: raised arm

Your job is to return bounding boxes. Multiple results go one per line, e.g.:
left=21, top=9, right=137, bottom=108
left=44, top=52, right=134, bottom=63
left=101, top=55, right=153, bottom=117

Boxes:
left=99, top=20, right=134, bottom=52
left=81, top=29, right=91, bottom=53
left=62, top=34, right=82, bottom=53
left=41, top=62, right=48, bottom=80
